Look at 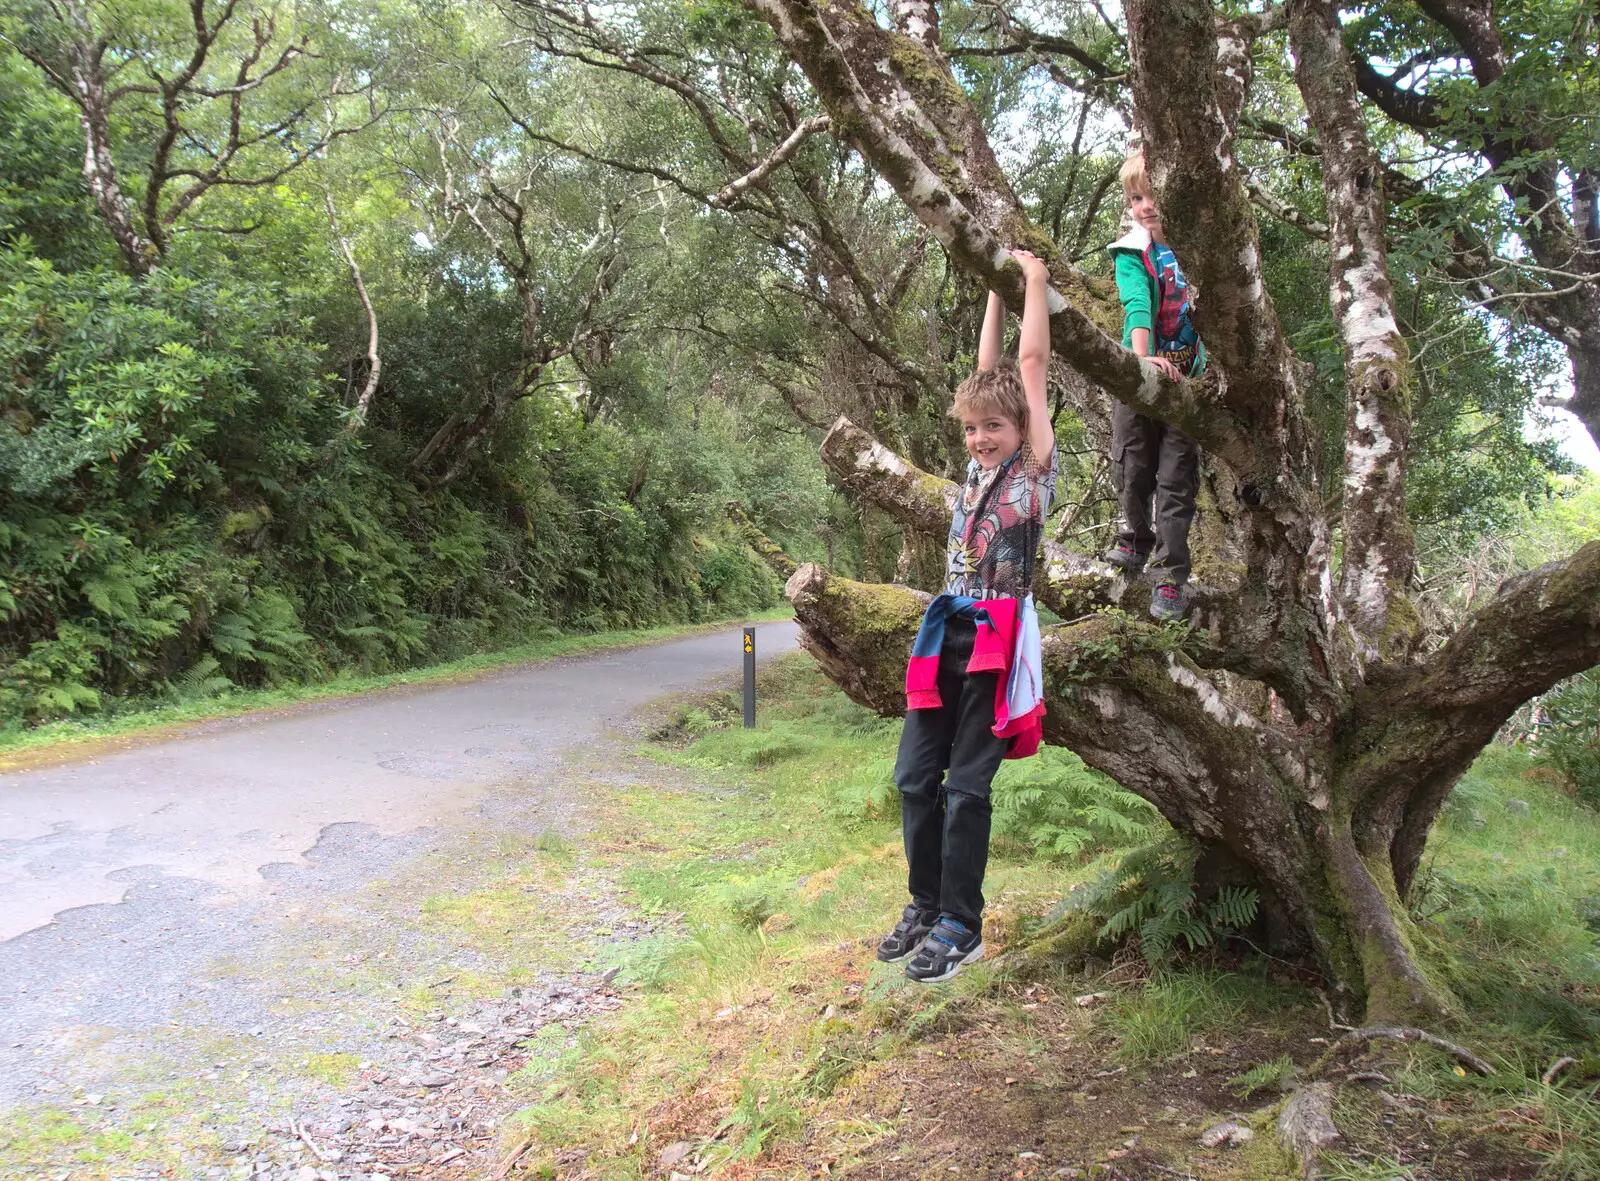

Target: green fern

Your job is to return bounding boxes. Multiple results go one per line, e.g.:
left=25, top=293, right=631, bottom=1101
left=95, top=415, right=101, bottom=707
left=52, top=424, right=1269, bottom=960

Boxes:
left=1071, top=833, right=1259, bottom=961
left=1227, top=1053, right=1298, bottom=1098
left=168, top=655, right=233, bottom=702
left=990, top=747, right=1159, bottom=860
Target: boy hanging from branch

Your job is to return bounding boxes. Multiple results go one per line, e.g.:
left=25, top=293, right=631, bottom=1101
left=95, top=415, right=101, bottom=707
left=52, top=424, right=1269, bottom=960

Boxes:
left=878, top=250, right=1056, bottom=982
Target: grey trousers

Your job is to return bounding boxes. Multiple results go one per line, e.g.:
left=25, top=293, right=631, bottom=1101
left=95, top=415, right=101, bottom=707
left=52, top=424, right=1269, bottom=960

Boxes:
left=1111, top=400, right=1200, bottom=585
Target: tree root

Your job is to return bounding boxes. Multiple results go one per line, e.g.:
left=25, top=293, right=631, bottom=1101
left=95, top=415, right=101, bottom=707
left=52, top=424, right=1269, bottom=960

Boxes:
left=1333, top=1026, right=1494, bottom=1076
left=1277, top=1081, right=1340, bottom=1178
left=987, top=910, right=1100, bottom=977
left=1276, top=1024, right=1496, bottom=1177
left=1542, top=1055, right=1578, bottom=1086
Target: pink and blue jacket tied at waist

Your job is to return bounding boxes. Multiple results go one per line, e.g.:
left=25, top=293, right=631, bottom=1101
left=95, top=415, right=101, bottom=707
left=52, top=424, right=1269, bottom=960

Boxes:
left=904, top=593, right=1046, bottom=759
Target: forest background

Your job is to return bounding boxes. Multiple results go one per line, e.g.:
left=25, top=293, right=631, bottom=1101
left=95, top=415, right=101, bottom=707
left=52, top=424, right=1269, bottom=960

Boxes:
left=0, top=0, right=1594, bottom=745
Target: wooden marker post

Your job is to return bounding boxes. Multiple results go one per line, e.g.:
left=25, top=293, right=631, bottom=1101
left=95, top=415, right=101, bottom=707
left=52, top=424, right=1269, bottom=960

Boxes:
left=743, top=627, right=756, bottom=728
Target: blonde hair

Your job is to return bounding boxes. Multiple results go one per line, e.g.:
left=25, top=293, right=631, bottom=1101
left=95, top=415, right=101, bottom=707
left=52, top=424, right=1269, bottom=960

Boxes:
left=951, top=359, right=1027, bottom=434
left=1120, top=152, right=1149, bottom=200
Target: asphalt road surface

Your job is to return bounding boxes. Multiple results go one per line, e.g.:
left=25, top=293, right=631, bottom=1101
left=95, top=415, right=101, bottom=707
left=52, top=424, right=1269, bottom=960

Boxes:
left=0, top=621, right=798, bottom=1114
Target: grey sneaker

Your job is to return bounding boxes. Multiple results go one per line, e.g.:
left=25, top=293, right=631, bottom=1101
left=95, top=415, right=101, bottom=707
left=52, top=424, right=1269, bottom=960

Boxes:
left=1150, top=582, right=1186, bottom=621
left=1103, top=544, right=1149, bottom=575
left=876, top=904, right=939, bottom=963
left=904, top=916, right=985, bottom=983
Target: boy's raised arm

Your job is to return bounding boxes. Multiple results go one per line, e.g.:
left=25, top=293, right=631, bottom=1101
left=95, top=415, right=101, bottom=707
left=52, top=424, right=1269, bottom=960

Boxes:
left=976, top=290, right=1006, bottom=372
left=1010, top=250, right=1055, bottom=462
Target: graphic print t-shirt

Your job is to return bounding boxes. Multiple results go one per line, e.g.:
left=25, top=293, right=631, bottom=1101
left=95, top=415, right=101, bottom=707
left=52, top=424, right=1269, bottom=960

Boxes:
left=944, top=441, right=1058, bottom=600
left=1151, top=242, right=1199, bottom=355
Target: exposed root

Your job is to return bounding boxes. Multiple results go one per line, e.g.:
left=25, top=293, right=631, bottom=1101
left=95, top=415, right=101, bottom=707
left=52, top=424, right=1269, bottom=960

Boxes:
left=1335, top=1026, right=1494, bottom=1076
left=1278, top=1081, right=1340, bottom=1178
left=1277, top=1025, right=1495, bottom=1175
left=1542, top=1055, right=1578, bottom=1086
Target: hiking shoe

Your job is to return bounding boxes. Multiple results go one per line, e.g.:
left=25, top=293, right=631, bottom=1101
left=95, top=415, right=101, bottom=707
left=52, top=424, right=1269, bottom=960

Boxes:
left=1103, top=544, right=1149, bottom=575
left=876, top=904, right=939, bottom=963
left=1150, top=582, right=1186, bottom=621
left=904, top=916, right=985, bottom=983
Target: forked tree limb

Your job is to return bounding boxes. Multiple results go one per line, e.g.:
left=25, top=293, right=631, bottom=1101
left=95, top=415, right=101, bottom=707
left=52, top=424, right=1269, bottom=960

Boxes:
left=324, top=189, right=382, bottom=433
left=744, top=0, right=1260, bottom=472
left=710, top=115, right=832, bottom=206
left=1348, top=541, right=1600, bottom=887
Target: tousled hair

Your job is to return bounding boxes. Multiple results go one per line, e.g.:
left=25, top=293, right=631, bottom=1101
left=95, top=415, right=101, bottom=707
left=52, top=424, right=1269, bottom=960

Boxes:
left=1120, top=152, right=1149, bottom=200
left=951, top=358, right=1028, bottom=434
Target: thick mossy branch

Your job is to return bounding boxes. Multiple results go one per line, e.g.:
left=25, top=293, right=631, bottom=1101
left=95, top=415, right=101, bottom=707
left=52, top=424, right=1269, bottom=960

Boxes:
left=784, top=562, right=926, bottom=716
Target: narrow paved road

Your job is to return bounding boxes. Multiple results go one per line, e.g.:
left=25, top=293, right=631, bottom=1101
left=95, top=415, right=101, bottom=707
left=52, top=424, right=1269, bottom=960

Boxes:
left=0, top=622, right=797, bottom=1124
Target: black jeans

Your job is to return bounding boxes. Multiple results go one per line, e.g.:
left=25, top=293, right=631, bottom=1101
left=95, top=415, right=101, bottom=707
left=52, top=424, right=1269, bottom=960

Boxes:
left=1111, top=400, right=1200, bottom=585
left=893, top=618, right=1011, bottom=933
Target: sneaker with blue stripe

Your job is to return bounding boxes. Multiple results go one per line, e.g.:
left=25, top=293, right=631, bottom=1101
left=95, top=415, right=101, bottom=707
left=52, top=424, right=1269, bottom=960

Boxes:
left=904, top=916, right=984, bottom=983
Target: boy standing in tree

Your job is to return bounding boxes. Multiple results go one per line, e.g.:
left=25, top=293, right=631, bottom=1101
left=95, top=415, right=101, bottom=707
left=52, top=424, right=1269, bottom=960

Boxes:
left=1104, top=152, right=1206, bottom=620
left=878, top=249, right=1057, bottom=983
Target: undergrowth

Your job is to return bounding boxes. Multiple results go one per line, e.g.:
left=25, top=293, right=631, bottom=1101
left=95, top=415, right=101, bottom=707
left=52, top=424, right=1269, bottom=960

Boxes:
left=494, top=655, right=1600, bottom=1180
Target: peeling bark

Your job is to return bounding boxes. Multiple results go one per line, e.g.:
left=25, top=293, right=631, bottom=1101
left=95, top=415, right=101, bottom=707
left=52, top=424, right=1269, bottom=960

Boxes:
left=1288, top=0, right=1415, bottom=658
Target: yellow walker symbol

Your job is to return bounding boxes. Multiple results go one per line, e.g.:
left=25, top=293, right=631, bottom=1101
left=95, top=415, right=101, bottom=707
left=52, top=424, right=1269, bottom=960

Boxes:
left=742, top=626, right=756, bottom=727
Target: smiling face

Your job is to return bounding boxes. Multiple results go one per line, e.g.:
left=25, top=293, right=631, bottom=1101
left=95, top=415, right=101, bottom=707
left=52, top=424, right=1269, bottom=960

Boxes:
left=960, top=409, right=1023, bottom=470
left=1129, top=184, right=1164, bottom=242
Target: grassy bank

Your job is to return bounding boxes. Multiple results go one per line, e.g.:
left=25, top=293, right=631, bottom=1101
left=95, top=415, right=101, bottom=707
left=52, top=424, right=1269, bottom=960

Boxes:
left=0, top=609, right=792, bottom=771
left=496, top=654, right=1600, bottom=1180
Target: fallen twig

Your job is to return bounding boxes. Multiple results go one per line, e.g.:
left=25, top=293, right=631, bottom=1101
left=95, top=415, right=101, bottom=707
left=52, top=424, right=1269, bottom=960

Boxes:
left=1312, top=987, right=1355, bottom=1032
left=291, top=1117, right=337, bottom=1163
left=1336, top=1026, right=1494, bottom=1076
left=1542, top=1056, right=1578, bottom=1086
left=493, top=1133, right=536, bottom=1179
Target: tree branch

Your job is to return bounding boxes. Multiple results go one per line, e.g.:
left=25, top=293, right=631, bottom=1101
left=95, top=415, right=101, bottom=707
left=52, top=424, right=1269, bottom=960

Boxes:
left=1245, top=179, right=1330, bottom=240
left=1289, top=0, right=1416, bottom=655
left=746, top=0, right=1258, bottom=471
left=324, top=189, right=381, bottom=434
left=710, top=114, right=831, bottom=206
